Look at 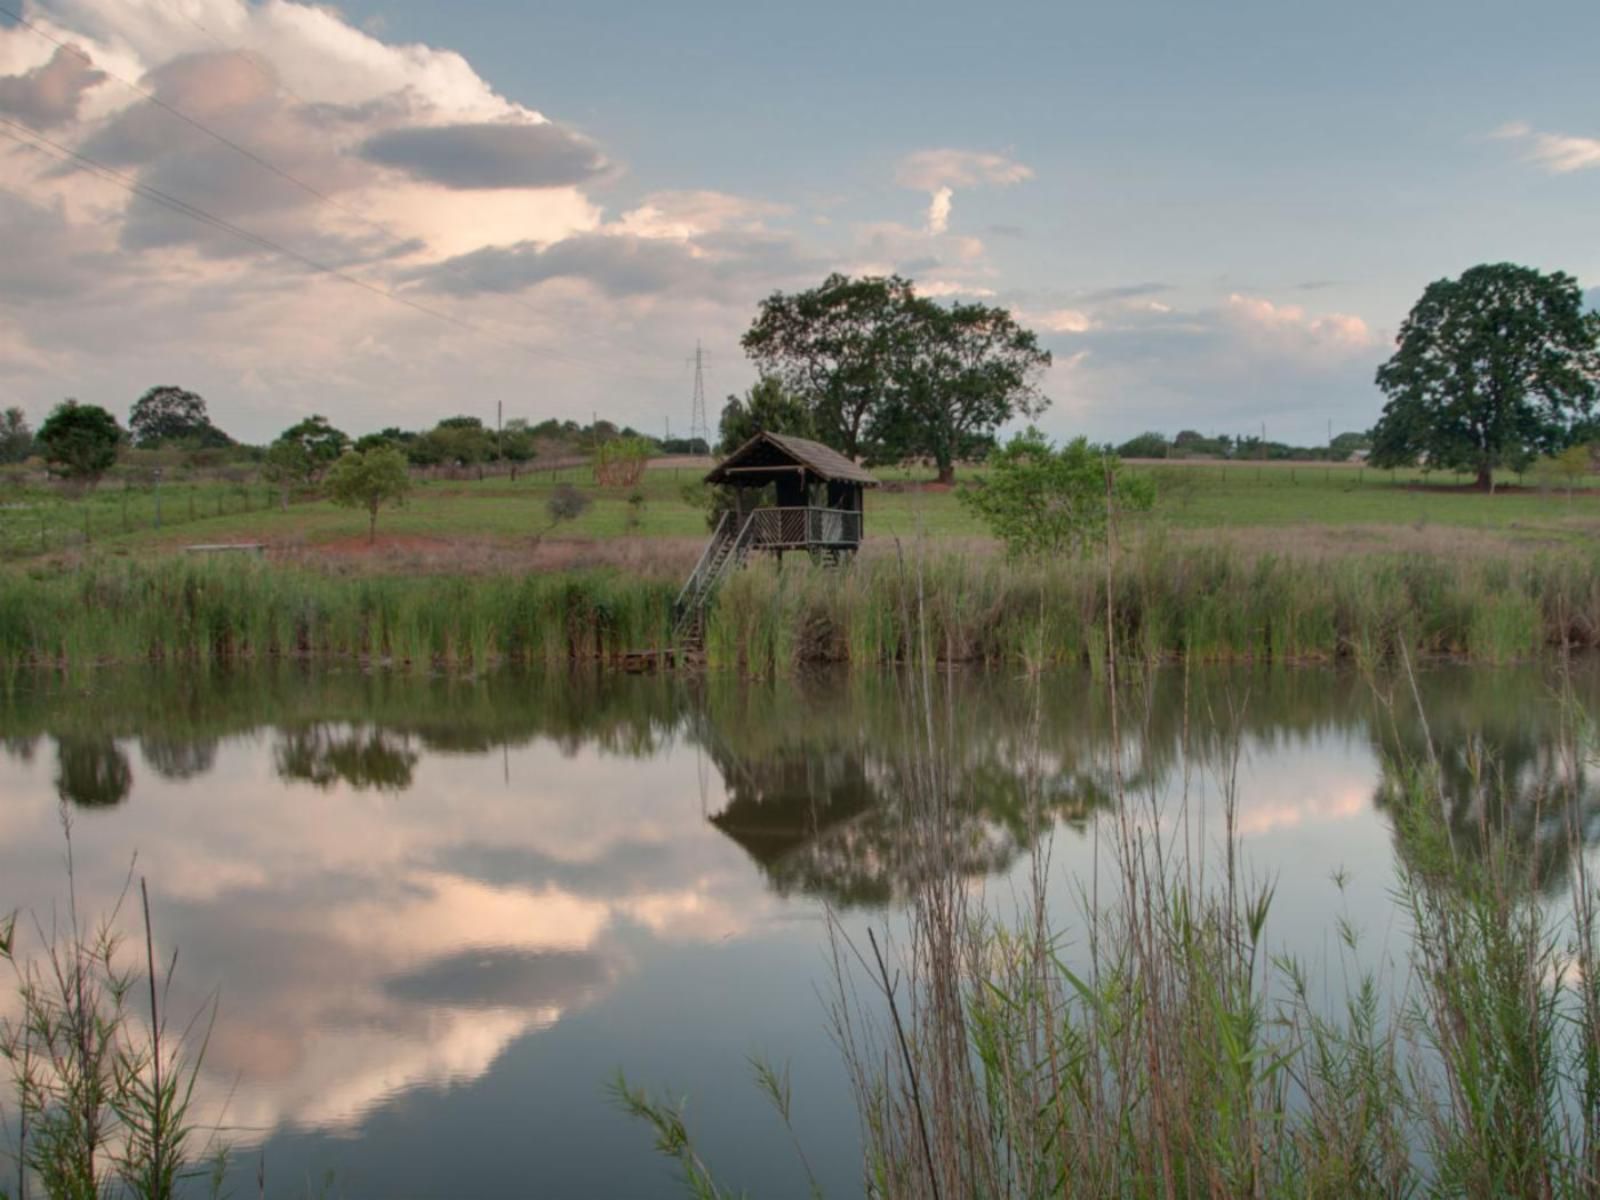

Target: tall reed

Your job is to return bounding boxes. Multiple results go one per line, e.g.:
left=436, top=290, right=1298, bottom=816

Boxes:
left=6, top=545, right=1600, bottom=673
left=622, top=545, right=1600, bottom=1196
left=1, top=817, right=219, bottom=1200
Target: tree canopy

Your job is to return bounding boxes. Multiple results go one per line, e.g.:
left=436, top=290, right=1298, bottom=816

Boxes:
left=325, top=446, right=412, bottom=542
left=36, top=399, right=121, bottom=487
left=1371, top=263, right=1600, bottom=490
left=717, top=376, right=814, bottom=455
left=743, top=274, right=915, bottom=462
left=958, top=429, right=1153, bottom=558
left=276, top=415, right=349, bottom=474
left=741, top=273, right=1050, bottom=477
left=129, top=385, right=231, bottom=448
left=897, top=298, right=1051, bottom=482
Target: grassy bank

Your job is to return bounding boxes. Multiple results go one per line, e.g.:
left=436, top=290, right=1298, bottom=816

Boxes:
left=10, top=457, right=1600, bottom=565
left=5, top=545, right=1600, bottom=671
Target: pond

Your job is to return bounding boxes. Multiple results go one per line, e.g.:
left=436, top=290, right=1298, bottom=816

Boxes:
left=1, top=662, right=1597, bottom=1197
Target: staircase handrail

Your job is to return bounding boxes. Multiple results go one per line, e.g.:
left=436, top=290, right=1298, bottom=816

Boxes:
left=675, top=510, right=731, bottom=615
left=673, top=512, right=758, bottom=644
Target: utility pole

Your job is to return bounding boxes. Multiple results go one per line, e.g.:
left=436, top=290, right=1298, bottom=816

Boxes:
left=688, top=341, right=710, bottom=455
left=497, top=400, right=503, bottom=466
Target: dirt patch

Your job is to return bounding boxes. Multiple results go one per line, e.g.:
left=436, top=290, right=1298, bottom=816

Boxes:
left=270, top=533, right=705, bottom=578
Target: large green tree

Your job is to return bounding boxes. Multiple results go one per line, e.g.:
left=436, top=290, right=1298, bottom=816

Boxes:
left=128, top=385, right=232, bottom=447
left=36, top=399, right=121, bottom=487
left=716, top=376, right=814, bottom=455
left=742, top=274, right=1052, bottom=475
left=1371, top=263, right=1600, bottom=490
left=895, top=299, right=1051, bottom=483
left=742, top=273, right=918, bottom=462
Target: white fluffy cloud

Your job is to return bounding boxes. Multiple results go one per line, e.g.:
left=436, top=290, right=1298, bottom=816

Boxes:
left=1012, top=285, right=1384, bottom=442
left=926, top=184, right=953, bottom=234
left=895, top=147, right=1032, bottom=244
left=1223, top=293, right=1376, bottom=358
left=0, top=0, right=823, bottom=438
left=1492, top=120, right=1600, bottom=174
left=0, top=3, right=1386, bottom=446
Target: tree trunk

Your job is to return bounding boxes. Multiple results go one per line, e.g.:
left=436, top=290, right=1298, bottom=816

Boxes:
left=936, top=461, right=956, bottom=485
left=1475, top=462, right=1493, bottom=492
left=368, top=507, right=378, bottom=544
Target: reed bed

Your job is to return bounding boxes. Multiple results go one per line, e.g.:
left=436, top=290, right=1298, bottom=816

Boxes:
left=6, top=543, right=1600, bottom=673
left=0, top=558, right=675, bottom=671
left=712, top=542, right=1600, bottom=672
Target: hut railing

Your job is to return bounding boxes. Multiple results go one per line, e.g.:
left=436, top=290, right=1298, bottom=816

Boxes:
left=747, top=507, right=861, bottom=547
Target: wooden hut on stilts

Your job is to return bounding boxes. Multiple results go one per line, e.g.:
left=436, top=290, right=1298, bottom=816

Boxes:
left=671, top=432, right=879, bottom=649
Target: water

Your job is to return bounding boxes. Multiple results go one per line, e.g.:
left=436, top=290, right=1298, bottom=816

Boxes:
left=1, top=662, right=1597, bottom=1196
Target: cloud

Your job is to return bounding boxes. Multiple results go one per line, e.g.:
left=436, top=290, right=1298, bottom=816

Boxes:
left=0, top=189, right=119, bottom=300
left=611, top=190, right=786, bottom=240
left=0, top=44, right=105, bottom=128
left=1492, top=120, right=1600, bottom=174
left=1030, top=308, right=1095, bottom=334
left=917, top=280, right=996, bottom=298
left=412, top=225, right=817, bottom=300
left=895, top=148, right=1033, bottom=190
left=1078, top=282, right=1171, bottom=304
left=1223, top=292, right=1375, bottom=355
left=1028, top=290, right=1385, bottom=441
left=414, top=232, right=700, bottom=297
left=359, top=119, right=611, bottom=189
left=896, top=149, right=1030, bottom=242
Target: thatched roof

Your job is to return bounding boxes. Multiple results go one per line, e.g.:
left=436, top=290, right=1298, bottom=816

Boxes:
left=705, top=431, right=879, bottom=487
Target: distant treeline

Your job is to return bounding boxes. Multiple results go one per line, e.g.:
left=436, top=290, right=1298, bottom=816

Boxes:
left=1114, top=428, right=1374, bottom=462
left=0, top=387, right=711, bottom=488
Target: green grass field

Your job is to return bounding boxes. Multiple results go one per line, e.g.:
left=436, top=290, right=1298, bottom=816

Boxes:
left=6, top=458, right=1600, bottom=563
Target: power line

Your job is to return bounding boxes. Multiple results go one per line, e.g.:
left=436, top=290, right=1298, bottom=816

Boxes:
left=0, top=1, right=399, bottom=243
left=1, top=3, right=695, bottom=382
left=0, top=117, right=677, bottom=383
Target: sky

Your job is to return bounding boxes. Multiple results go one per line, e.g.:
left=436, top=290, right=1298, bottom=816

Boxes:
left=0, top=0, right=1597, bottom=447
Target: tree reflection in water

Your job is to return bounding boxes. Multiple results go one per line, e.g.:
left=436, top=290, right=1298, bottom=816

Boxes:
left=1372, top=670, right=1600, bottom=897
left=54, top=735, right=132, bottom=808
left=7, top=661, right=1600, bottom=900
left=274, top=725, right=419, bottom=792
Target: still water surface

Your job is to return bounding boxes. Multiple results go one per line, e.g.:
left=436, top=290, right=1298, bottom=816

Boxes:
left=2, top=663, right=1597, bottom=1196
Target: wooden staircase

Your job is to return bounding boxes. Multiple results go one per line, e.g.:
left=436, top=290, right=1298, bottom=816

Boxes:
left=673, top=511, right=758, bottom=651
